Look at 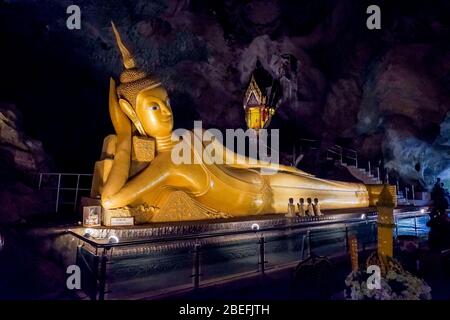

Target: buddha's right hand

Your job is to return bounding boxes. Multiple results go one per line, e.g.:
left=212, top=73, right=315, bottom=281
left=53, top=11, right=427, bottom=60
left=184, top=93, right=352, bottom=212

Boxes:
left=102, top=78, right=132, bottom=198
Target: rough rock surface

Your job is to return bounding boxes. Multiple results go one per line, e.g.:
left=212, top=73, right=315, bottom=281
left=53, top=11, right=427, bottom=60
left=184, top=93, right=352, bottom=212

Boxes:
left=1, top=0, right=450, bottom=188
left=0, top=103, right=50, bottom=173
left=0, top=102, right=52, bottom=223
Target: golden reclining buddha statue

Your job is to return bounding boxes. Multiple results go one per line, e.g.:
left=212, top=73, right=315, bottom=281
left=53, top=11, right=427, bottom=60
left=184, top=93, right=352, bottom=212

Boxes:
left=90, top=24, right=388, bottom=226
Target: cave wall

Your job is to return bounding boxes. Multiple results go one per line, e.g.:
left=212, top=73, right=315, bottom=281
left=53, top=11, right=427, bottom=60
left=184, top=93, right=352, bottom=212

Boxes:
left=0, top=0, right=450, bottom=188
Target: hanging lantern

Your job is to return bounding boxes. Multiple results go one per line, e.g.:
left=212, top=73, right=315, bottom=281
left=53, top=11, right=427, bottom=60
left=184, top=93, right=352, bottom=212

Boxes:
left=243, top=61, right=281, bottom=133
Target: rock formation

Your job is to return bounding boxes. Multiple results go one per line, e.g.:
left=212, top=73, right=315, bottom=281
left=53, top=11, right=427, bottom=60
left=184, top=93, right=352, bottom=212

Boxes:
left=1, top=0, right=450, bottom=189
left=0, top=102, right=52, bottom=223
left=0, top=103, right=50, bottom=174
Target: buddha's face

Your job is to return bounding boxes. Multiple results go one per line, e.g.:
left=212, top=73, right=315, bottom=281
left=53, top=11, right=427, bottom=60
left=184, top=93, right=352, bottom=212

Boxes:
left=119, top=85, right=173, bottom=137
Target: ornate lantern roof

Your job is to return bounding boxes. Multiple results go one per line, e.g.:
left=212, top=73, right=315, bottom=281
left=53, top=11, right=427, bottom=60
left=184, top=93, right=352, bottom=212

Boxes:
left=243, top=61, right=281, bottom=132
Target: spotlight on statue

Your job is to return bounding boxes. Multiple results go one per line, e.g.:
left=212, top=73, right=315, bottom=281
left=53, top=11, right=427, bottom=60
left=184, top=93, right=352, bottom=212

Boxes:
left=108, top=235, right=120, bottom=244
left=251, top=223, right=260, bottom=231
left=83, top=228, right=94, bottom=238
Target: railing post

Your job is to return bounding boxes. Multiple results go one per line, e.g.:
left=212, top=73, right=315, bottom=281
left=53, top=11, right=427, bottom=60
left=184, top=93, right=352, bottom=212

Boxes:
left=345, top=225, right=349, bottom=251
left=73, top=174, right=81, bottom=211
left=395, top=218, right=399, bottom=239
left=377, top=167, right=380, bottom=181
left=192, top=241, right=201, bottom=289
left=258, top=234, right=266, bottom=274
left=307, top=230, right=312, bottom=257
left=411, top=185, right=415, bottom=206
left=55, top=174, right=62, bottom=213
left=368, top=161, right=371, bottom=175
left=414, top=215, right=418, bottom=237
left=38, top=173, right=43, bottom=190
left=300, top=234, right=306, bottom=260
left=98, top=250, right=108, bottom=301
left=371, top=222, right=376, bottom=243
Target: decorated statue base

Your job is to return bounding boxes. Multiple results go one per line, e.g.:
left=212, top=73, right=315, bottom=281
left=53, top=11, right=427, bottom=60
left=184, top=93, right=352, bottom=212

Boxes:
left=73, top=204, right=371, bottom=243
left=81, top=191, right=231, bottom=226
left=345, top=253, right=432, bottom=300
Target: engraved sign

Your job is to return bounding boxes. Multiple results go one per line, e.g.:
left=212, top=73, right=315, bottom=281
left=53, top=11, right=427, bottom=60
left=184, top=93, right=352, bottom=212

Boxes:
left=110, top=217, right=135, bottom=226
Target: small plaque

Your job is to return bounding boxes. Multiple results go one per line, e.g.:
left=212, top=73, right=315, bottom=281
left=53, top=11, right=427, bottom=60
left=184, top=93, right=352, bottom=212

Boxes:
left=110, top=217, right=135, bottom=226
left=83, top=206, right=101, bottom=227
left=132, top=136, right=155, bottom=162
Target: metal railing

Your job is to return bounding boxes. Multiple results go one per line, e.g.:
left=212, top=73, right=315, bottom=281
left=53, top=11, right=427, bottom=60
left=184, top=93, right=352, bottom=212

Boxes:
left=344, top=148, right=358, bottom=167
left=283, top=139, right=408, bottom=186
left=69, top=211, right=429, bottom=300
left=298, top=139, right=359, bottom=168
left=326, top=144, right=343, bottom=164
left=395, top=182, right=426, bottom=206
left=298, top=138, right=319, bottom=154
left=36, top=173, right=93, bottom=213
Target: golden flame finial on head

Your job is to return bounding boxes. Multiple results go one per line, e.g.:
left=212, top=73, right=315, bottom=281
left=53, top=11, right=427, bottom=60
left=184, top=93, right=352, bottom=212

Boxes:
left=111, top=21, right=136, bottom=70
left=111, top=21, right=160, bottom=107
left=109, top=21, right=169, bottom=140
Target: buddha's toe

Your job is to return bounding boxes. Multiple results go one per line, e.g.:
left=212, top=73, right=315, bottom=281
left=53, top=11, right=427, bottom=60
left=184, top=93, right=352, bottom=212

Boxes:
left=102, top=196, right=114, bottom=209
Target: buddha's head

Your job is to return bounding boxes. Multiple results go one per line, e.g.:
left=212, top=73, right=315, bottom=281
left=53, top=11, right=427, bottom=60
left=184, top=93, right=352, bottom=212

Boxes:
left=112, top=22, right=173, bottom=138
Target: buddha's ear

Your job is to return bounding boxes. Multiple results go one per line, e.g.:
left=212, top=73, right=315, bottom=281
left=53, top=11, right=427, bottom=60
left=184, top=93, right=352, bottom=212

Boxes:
left=109, top=78, right=131, bottom=135
left=118, top=98, right=147, bottom=136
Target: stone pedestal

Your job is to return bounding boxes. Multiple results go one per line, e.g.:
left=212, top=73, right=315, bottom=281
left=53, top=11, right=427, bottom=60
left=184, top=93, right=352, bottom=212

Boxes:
left=80, top=197, right=136, bottom=226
